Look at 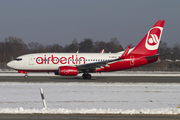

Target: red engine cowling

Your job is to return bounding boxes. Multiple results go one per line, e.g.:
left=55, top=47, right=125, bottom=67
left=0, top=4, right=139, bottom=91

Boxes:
left=55, top=66, right=78, bottom=76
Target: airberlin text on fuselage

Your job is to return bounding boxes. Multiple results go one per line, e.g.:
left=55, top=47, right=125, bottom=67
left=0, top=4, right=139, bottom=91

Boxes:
left=36, top=55, right=85, bottom=64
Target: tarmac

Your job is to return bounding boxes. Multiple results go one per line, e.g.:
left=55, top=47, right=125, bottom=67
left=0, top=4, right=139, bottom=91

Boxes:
left=0, top=76, right=180, bottom=83
left=0, top=114, right=180, bottom=120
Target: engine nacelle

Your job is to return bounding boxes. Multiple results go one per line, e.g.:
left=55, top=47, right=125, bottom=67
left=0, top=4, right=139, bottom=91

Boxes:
left=55, top=66, right=78, bottom=76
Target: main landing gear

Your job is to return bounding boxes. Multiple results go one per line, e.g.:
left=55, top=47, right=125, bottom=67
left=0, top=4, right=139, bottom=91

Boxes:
left=82, top=73, right=91, bottom=79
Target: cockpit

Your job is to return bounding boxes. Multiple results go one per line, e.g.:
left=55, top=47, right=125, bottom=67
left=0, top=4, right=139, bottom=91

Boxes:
left=14, top=58, right=22, bottom=61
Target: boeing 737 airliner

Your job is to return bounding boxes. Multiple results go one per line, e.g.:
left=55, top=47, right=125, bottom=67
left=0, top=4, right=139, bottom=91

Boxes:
left=7, top=20, right=165, bottom=79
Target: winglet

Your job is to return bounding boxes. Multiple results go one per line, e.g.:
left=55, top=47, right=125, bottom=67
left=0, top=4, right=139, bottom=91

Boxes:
left=119, top=46, right=131, bottom=59
left=100, top=49, right=104, bottom=53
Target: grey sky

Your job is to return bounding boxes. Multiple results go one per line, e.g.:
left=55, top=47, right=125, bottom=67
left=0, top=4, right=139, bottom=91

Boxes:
left=0, top=0, right=180, bottom=48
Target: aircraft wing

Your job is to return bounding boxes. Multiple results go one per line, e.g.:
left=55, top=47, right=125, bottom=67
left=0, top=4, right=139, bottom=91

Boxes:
left=77, top=60, right=110, bottom=70
left=77, top=46, right=131, bottom=71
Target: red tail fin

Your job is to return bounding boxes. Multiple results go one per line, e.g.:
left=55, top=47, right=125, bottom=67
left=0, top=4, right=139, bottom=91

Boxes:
left=129, top=20, right=165, bottom=56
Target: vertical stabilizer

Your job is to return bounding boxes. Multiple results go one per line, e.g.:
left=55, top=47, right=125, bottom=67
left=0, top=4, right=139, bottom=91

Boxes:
left=129, top=20, right=165, bottom=56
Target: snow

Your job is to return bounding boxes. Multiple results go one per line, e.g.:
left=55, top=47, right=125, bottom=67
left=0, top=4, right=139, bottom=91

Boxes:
left=0, top=82, right=180, bottom=114
left=0, top=107, right=180, bottom=114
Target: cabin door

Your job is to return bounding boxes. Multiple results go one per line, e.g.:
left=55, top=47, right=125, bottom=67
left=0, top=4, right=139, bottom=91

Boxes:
left=29, top=55, right=34, bottom=65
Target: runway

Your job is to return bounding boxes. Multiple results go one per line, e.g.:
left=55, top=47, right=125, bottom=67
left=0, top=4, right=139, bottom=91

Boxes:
left=0, top=114, right=180, bottom=120
left=0, top=76, right=180, bottom=83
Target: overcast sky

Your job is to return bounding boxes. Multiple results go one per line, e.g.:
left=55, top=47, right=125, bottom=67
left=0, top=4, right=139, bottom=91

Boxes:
left=0, top=0, right=180, bottom=48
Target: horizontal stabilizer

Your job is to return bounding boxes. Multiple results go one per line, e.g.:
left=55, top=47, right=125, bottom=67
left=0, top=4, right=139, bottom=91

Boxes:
left=145, top=52, right=172, bottom=59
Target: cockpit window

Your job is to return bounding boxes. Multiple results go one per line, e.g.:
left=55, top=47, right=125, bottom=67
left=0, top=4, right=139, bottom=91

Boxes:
left=14, top=58, right=22, bottom=61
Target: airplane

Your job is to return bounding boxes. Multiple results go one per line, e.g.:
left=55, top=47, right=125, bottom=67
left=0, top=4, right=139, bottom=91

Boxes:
left=7, top=20, right=165, bottom=79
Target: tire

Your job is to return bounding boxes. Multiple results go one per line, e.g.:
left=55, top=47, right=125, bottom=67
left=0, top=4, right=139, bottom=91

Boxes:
left=82, top=73, right=92, bottom=79
left=82, top=73, right=86, bottom=79
left=24, top=75, right=28, bottom=79
left=87, top=74, right=91, bottom=79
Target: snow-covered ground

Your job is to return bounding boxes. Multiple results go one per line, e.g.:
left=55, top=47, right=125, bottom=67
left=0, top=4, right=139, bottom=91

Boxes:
left=0, top=82, right=180, bottom=114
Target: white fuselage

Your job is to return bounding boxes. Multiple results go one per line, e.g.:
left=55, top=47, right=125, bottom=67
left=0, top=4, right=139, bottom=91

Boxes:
left=7, top=53, right=123, bottom=71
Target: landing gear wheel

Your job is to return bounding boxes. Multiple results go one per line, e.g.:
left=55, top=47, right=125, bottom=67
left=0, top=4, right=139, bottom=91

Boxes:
left=86, top=74, right=91, bottom=79
left=24, top=74, right=28, bottom=79
left=82, top=74, right=86, bottom=79
left=82, top=73, right=91, bottom=79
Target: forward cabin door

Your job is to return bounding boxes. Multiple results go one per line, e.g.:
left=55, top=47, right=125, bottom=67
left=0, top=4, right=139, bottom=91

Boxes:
left=29, top=55, right=34, bottom=65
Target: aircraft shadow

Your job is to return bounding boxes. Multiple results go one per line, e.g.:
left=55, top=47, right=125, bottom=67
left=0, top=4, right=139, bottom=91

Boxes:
left=48, top=76, right=108, bottom=81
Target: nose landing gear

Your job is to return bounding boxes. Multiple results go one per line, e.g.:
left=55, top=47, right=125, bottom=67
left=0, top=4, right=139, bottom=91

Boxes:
left=24, top=74, right=28, bottom=79
left=18, top=71, right=28, bottom=79
left=82, top=73, right=91, bottom=79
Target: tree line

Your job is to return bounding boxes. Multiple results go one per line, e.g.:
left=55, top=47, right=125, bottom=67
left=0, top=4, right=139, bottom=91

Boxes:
left=0, top=36, right=180, bottom=64
left=0, top=36, right=124, bottom=63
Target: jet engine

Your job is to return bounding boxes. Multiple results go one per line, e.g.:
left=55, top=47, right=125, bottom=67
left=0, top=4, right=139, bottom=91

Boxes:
left=54, top=66, right=78, bottom=76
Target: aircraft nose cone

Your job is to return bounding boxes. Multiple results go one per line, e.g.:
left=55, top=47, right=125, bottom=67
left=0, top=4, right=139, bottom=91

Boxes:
left=7, top=61, right=14, bottom=68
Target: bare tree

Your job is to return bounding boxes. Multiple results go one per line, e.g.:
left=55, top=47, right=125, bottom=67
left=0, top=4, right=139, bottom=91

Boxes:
left=79, top=38, right=94, bottom=53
